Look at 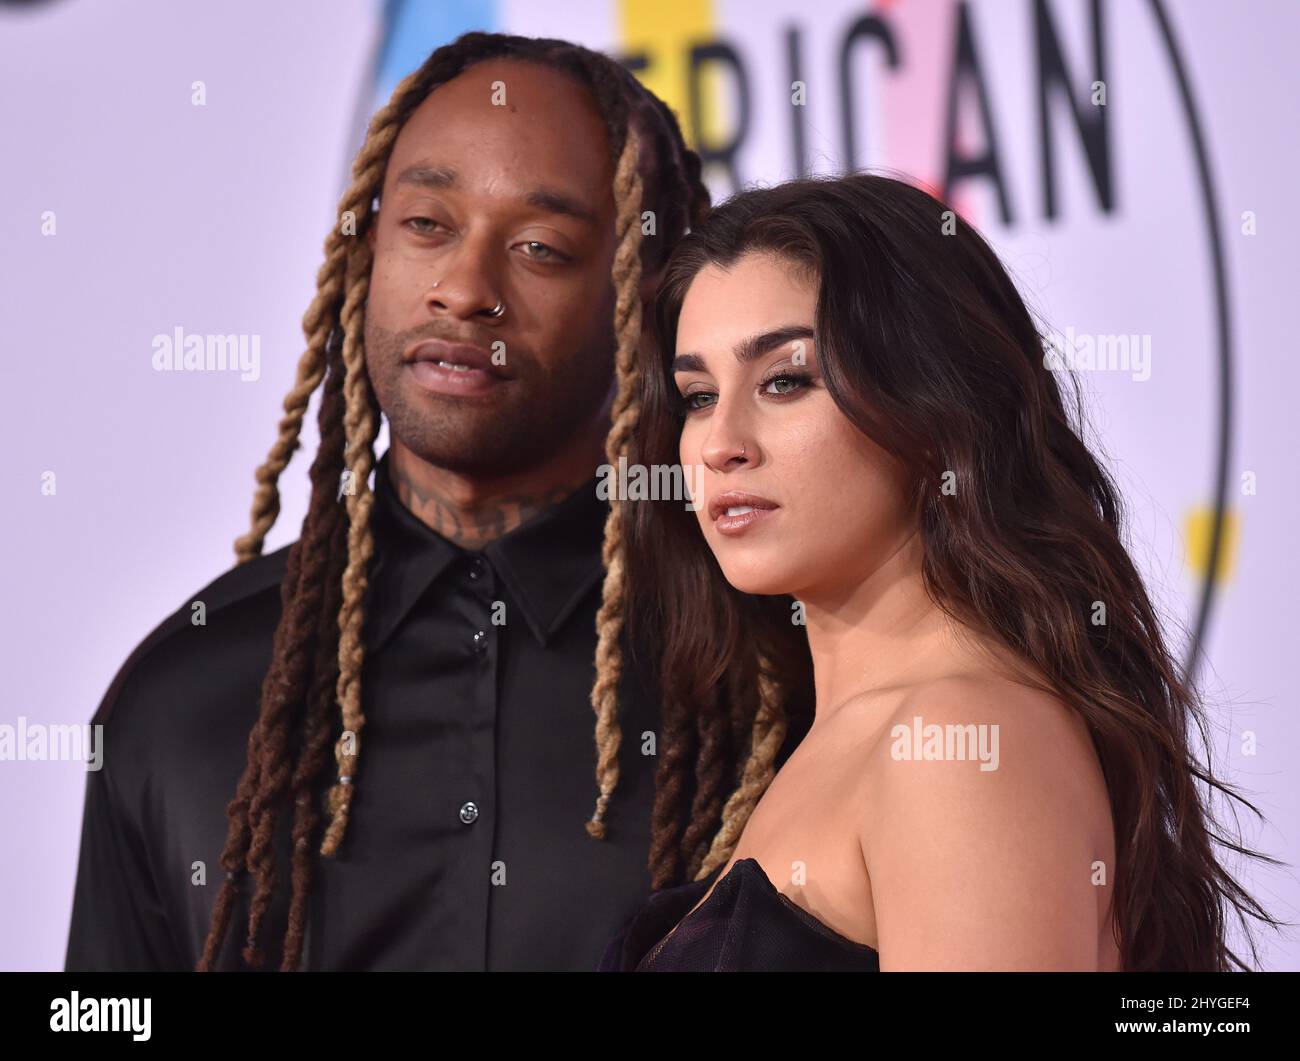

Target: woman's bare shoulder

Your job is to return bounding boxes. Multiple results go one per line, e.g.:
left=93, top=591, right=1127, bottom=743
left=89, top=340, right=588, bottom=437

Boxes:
left=847, top=671, right=1114, bottom=969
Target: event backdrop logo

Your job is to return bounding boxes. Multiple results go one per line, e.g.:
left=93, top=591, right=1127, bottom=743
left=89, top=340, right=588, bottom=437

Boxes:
left=356, top=0, right=1235, bottom=680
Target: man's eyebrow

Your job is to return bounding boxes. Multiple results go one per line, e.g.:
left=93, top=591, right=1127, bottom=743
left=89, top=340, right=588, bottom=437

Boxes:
left=391, top=166, right=596, bottom=225
left=524, top=186, right=598, bottom=224
left=394, top=165, right=457, bottom=190
left=672, top=324, right=816, bottom=373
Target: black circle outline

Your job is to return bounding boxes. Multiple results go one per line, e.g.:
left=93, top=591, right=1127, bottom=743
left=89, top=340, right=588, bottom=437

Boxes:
left=1149, top=0, right=1232, bottom=683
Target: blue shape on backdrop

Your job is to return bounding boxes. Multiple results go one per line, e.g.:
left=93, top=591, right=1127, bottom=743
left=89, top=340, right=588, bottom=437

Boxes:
left=374, top=0, right=498, bottom=105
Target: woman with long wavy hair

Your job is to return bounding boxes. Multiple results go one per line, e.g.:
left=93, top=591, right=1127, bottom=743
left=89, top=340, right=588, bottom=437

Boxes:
left=599, top=172, right=1282, bottom=971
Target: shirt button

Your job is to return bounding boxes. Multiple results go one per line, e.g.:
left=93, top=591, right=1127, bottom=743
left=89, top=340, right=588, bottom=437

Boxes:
left=467, top=556, right=485, bottom=580
left=459, top=801, right=479, bottom=825
left=472, top=629, right=488, bottom=652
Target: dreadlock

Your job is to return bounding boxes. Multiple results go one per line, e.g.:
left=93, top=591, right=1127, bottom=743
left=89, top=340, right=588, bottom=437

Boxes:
left=197, top=31, right=729, bottom=971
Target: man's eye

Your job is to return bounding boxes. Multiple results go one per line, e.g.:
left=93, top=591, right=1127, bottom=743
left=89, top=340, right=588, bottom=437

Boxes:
left=518, top=240, right=563, bottom=261
left=404, top=217, right=444, bottom=235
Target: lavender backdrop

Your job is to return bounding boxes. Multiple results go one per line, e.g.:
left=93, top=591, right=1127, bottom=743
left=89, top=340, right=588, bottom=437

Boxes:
left=2, top=0, right=1295, bottom=970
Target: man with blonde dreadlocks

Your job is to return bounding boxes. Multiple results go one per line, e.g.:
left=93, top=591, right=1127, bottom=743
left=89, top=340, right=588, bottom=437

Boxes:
left=64, top=32, right=724, bottom=972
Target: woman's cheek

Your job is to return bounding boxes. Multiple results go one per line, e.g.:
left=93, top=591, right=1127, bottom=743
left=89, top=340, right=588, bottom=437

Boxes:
left=677, top=428, right=706, bottom=523
left=777, top=401, right=875, bottom=523
left=678, top=424, right=705, bottom=474
left=772, top=406, right=831, bottom=475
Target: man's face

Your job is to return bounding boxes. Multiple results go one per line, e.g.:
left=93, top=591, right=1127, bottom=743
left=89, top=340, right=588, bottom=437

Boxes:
left=365, top=59, right=621, bottom=475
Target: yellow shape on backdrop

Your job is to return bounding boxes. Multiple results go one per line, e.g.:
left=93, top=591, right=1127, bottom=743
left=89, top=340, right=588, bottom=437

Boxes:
left=1184, top=506, right=1240, bottom=582
left=619, top=0, right=719, bottom=148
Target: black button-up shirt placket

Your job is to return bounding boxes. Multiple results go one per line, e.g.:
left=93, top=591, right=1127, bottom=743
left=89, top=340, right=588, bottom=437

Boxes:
left=66, top=448, right=664, bottom=972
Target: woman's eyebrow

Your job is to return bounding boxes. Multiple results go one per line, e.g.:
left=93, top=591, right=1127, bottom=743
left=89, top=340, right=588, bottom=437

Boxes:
left=672, top=324, right=815, bottom=373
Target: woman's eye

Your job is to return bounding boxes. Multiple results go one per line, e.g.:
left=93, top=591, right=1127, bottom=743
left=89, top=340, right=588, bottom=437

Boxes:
left=678, top=390, right=716, bottom=413
left=761, top=372, right=812, bottom=396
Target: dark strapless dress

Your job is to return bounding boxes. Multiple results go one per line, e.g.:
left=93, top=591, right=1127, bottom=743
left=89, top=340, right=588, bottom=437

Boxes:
left=598, top=857, right=881, bottom=971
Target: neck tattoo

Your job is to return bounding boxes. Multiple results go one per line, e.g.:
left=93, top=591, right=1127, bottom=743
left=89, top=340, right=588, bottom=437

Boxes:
left=391, top=465, right=583, bottom=549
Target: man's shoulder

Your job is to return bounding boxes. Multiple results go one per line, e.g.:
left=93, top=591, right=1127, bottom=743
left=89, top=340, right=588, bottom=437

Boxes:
left=93, top=542, right=296, bottom=730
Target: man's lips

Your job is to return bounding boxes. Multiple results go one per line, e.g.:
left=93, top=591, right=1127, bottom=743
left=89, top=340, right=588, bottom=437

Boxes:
left=403, top=338, right=512, bottom=379
left=708, top=492, right=780, bottom=537
left=402, top=338, right=514, bottom=398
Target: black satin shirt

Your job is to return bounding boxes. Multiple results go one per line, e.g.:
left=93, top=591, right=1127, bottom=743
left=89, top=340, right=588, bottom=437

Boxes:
left=64, top=448, right=662, bottom=970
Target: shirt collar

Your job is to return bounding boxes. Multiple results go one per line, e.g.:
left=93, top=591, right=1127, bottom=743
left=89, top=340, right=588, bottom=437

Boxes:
left=366, top=448, right=608, bottom=652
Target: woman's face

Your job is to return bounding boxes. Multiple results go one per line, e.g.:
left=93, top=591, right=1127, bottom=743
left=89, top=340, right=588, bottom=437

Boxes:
left=672, top=251, right=915, bottom=600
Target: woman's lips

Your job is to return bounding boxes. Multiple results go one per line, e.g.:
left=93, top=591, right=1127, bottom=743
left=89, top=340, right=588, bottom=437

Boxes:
left=713, top=505, right=779, bottom=536
left=709, top=491, right=780, bottom=536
